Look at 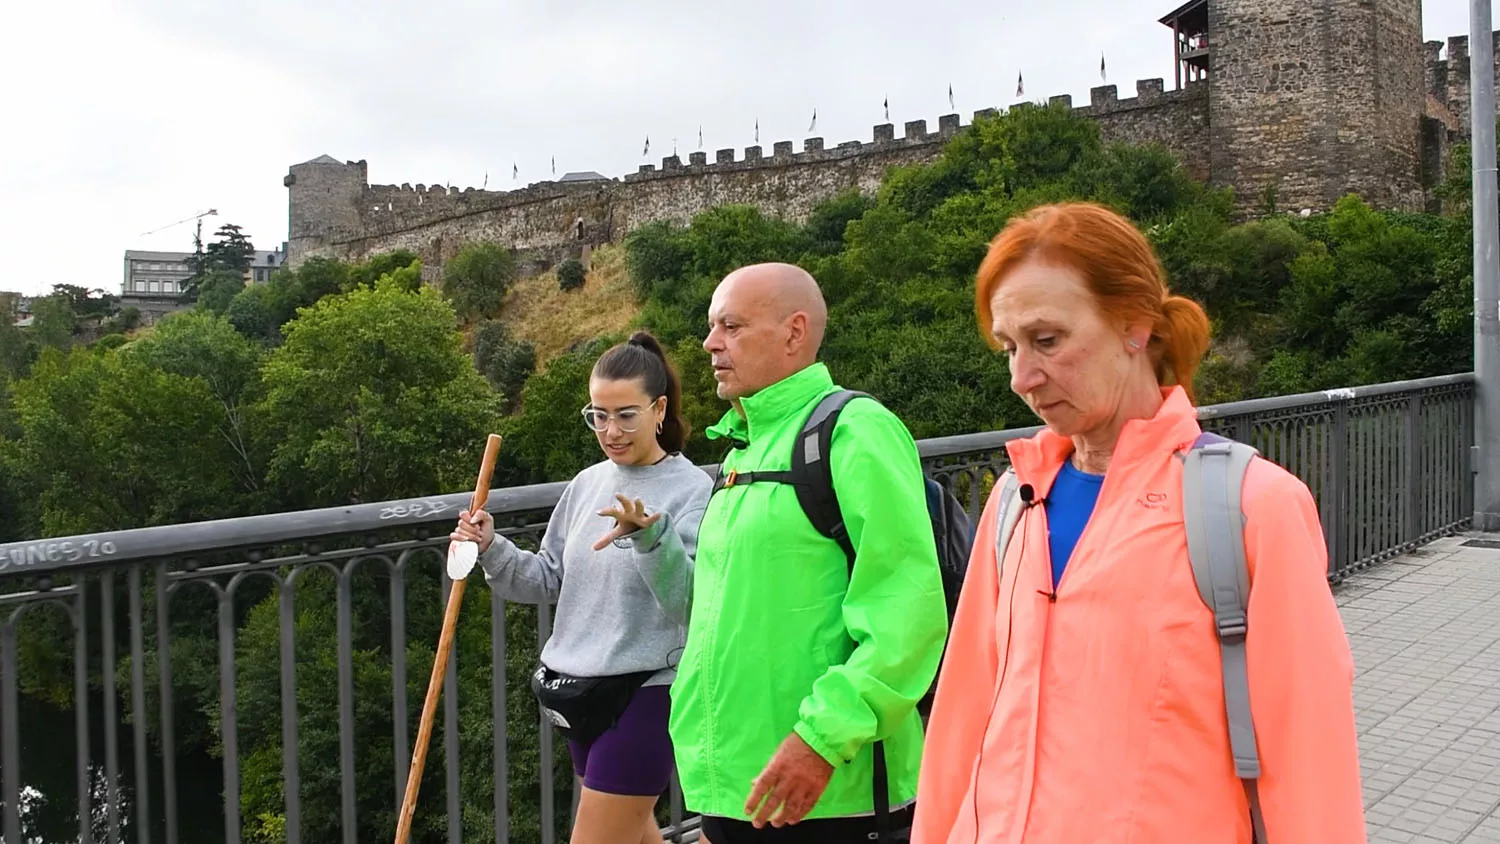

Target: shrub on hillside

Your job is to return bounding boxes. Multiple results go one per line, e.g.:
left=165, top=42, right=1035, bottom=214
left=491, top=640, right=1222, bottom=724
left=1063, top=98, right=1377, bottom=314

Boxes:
left=442, top=242, right=517, bottom=321
left=623, top=221, right=691, bottom=299
left=472, top=320, right=537, bottom=413
left=557, top=258, right=586, bottom=292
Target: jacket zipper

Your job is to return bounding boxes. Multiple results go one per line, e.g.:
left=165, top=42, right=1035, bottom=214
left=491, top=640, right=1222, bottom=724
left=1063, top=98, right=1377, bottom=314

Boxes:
left=1016, top=461, right=1116, bottom=839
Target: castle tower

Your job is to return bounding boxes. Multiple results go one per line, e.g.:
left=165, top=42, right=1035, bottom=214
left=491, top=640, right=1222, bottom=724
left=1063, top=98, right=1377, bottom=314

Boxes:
left=1161, top=0, right=1209, bottom=89
left=284, top=155, right=368, bottom=266
left=1181, top=0, right=1426, bottom=213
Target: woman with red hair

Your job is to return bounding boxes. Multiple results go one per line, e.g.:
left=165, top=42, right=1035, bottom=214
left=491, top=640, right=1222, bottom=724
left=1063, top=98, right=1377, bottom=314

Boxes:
left=911, top=202, right=1366, bottom=843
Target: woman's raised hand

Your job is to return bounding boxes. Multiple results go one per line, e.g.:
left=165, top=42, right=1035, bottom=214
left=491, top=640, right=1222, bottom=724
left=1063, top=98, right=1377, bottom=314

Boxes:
left=593, top=494, right=662, bottom=551
left=451, top=508, right=496, bottom=553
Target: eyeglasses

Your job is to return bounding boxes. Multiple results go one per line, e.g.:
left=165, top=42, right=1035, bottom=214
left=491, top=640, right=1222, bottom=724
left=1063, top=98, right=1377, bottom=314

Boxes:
left=581, top=406, right=647, bottom=433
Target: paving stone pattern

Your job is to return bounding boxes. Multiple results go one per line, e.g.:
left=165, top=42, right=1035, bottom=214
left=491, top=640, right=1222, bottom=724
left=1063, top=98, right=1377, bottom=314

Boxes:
left=1342, top=535, right=1500, bottom=843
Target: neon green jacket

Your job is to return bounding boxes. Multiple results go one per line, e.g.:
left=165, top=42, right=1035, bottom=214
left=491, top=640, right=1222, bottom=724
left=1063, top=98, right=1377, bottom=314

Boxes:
left=667, top=363, right=949, bottom=821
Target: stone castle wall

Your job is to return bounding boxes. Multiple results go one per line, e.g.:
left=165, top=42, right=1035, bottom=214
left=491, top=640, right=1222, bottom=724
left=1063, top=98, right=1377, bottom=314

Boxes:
left=286, top=1, right=1500, bottom=278
left=1206, top=0, right=1428, bottom=215
left=1427, top=32, right=1500, bottom=134
left=285, top=79, right=1209, bottom=274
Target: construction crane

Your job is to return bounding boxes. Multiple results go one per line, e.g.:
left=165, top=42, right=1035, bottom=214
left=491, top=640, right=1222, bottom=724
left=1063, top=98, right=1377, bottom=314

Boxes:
left=138, top=208, right=219, bottom=253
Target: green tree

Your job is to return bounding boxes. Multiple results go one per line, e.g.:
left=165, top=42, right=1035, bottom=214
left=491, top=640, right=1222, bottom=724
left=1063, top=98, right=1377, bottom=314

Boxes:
left=1, top=345, right=252, bottom=537
left=804, top=190, right=876, bottom=255
left=103, top=306, right=143, bottom=335
left=258, top=276, right=504, bottom=507
left=184, top=223, right=256, bottom=301
left=472, top=321, right=537, bottom=413
left=346, top=249, right=422, bottom=292
left=623, top=220, right=691, bottom=300
left=224, top=256, right=351, bottom=343
left=226, top=282, right=279, bottom=341
left=28, top=294, right=75, bottom=352
left=131, top=310, right=268, bottom=499
left=50, top=284, right=118, bottom=318
left=442, top=243, right=517, bottom=322
left=276, top=255, right=351, bottom=312
left=633, top=206, right=811, bottom=348
left=0, top=378, right=19, bottom=542
left=205, top=223, right=256, bottom=274
left=372, top=259, right=423, bottom=294
left=197, top=270, right=247, bottom=315
left=0, top=318, right=33, bottom=380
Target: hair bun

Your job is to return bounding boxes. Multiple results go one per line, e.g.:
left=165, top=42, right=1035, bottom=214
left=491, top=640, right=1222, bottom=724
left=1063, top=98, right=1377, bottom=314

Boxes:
left=628, top=331, right=664, bottom=356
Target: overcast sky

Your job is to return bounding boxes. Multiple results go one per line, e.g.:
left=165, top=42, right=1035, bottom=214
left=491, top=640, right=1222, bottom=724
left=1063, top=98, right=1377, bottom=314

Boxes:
left=0, top=0, right=1473, bottom=297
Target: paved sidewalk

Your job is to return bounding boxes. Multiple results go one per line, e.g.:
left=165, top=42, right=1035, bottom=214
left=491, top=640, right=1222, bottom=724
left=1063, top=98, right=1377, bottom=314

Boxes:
left=1343, top=535, right=1500, bottom=843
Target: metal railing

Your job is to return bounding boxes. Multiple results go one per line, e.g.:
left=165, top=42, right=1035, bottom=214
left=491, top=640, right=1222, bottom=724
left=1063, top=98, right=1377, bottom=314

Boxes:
left=0, top=373, right=1475, bottom=844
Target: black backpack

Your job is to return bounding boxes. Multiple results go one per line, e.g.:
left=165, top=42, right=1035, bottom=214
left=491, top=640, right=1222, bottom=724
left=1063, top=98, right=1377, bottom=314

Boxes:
left=709, top=389, right=975, bottom=843
left=711, top=389, right=975, bottom=621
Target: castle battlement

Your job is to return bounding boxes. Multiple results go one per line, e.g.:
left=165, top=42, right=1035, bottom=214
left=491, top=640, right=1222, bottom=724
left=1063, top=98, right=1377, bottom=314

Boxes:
left=286, top=1, right=1492, bottom=279
left=285, top=75, right=1215, bottom=267
left=1425, top=32, right=1500, bottom=135
left=334, top=75, right=1207, bottom=218
left=1051, top=77, right=1207, bottom=115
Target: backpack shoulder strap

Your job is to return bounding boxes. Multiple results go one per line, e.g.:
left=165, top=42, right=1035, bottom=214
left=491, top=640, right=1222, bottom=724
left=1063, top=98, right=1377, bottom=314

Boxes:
left=787, top=388, right=893, bottom=840
left=1181, top=430, right=1266, bottom=842
left=791, top=389, right=871, bottom=567
left=992, top=468, right=1024, bottom=580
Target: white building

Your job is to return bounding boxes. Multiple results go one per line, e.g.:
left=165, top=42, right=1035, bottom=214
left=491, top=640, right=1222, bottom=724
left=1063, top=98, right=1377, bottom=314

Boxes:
left=120, top=247, right=286, bottom=324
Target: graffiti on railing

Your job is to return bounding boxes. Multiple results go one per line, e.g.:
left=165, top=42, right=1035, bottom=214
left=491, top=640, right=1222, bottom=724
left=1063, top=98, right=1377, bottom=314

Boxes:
left=1, top=538, right=118, bottom=572
left=378, top=498, right=452, bottom=521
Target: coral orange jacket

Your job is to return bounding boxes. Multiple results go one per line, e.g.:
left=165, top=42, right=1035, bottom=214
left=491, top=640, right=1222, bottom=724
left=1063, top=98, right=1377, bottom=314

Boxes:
left=911, top=387, right=1367, bottom=844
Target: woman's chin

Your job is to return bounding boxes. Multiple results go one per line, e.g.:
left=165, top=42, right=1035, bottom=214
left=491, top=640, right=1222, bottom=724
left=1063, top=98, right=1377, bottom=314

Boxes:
left=1034, top=405, right=1079, bottom=436
left=602, top=443, right=636, bottom=463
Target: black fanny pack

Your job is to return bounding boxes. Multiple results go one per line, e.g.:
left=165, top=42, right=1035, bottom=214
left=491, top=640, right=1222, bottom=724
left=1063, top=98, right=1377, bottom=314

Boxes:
left=528, top=664, right=658, bottom=744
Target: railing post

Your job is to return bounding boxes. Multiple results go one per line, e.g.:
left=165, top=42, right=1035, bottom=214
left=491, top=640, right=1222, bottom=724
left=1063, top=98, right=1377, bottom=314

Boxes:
left=2, top=617, right=20, bottom=844
left=129, top=565, right=151, bottom=844
left=538, top=602, right=556, bottom=844
left=1328, top=400, right=1350, bottom=577
left=101, top=570, right=122, bottom=844
left=156, top=566, right=180, bottom=844
left=1405, top=392, right=1423, bottom=545
left=491, top=589, right=509, bottom=844
left=1233, top=416, right=1254, bottom=446
left=74, top=584, right=92, bottom=844
left=279, top=579, right=301, bottom=844
left=218, top=588, right=240, bottom=844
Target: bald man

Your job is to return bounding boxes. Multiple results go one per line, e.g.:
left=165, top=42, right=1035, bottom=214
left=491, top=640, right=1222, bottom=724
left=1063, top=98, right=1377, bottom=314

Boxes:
left=667, top=263, right=948, bottom=843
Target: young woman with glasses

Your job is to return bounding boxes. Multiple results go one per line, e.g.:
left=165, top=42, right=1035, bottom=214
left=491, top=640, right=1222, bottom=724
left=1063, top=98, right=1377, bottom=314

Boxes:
left=451, top=331, right=711, bottom=844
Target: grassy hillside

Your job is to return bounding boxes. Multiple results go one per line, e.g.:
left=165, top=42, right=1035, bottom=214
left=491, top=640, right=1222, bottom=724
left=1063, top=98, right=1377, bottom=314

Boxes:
left=497, top=244, right=639, bottom=369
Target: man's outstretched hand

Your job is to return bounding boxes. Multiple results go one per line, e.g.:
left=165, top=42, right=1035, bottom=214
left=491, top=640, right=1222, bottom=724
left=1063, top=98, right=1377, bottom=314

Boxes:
left=744, top=732, right=835, bottom=828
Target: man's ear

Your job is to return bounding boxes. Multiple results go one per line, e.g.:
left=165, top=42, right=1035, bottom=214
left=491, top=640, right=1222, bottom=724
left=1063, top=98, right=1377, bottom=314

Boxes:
left=784, top=311, right=809, bottom=354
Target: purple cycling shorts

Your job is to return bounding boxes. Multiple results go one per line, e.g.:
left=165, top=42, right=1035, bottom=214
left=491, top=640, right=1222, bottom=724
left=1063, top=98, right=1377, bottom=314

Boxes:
left=567, top=683, right=675, bottom=797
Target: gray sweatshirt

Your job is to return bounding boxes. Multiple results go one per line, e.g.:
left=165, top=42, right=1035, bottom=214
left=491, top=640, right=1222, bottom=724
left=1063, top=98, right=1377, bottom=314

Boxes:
left=477, top=453, right=711, bottom=686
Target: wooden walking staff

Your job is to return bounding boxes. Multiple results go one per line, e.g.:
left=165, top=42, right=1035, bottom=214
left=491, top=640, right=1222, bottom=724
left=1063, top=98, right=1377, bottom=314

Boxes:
left=394, top=433, right=502, bottom=844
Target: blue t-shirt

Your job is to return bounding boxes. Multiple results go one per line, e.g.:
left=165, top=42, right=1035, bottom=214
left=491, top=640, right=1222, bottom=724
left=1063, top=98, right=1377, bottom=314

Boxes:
left=1044, top=461, right=1105, bottom=588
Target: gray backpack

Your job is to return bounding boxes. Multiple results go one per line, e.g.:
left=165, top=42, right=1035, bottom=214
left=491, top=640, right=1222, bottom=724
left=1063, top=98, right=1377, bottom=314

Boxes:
left=992, top=431, right=1267, bottom=841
